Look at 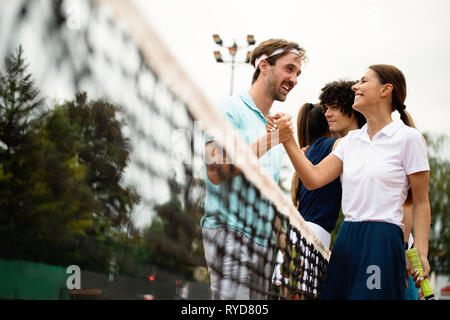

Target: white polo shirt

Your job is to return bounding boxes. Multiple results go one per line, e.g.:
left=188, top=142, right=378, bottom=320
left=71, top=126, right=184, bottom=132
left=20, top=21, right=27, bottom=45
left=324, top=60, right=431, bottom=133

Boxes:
left=332, top=119, right=429, bottom=230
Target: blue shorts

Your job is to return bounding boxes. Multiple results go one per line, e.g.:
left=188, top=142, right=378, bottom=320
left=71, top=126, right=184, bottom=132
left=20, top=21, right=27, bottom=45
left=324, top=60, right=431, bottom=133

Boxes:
left=320, top=221, right=406, bottom=300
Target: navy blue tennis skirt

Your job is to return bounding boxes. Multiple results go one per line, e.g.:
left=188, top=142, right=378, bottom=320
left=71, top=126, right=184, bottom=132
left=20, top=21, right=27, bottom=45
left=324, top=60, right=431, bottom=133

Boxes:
left=320, top=221, right=405, bottom=300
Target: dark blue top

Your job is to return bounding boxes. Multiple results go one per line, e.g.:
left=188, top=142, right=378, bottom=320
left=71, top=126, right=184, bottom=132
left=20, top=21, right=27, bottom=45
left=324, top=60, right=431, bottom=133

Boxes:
left=297, top=137, right=342, bottom=233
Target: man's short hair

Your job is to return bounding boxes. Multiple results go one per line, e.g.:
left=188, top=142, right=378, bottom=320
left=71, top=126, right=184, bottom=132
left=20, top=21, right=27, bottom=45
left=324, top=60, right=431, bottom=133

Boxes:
left=319, top=80, right=366, bottom=128
left=250, top=39, right=306, bottom=84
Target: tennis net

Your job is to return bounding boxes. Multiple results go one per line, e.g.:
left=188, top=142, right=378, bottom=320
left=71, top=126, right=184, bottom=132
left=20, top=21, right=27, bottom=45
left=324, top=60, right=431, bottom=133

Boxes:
left=0, top=0, right=330, bottom=300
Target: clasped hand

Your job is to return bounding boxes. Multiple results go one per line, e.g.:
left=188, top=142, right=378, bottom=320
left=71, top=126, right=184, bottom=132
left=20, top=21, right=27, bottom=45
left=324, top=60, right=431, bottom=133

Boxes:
left=266, top=113, right=295, bottom=144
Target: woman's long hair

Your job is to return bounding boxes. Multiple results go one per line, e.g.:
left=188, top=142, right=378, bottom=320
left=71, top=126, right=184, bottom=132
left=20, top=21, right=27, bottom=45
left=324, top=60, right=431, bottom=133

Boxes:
left=370, top=64, right=414, bottom=205
left=291, top=103, right=330, bottom=205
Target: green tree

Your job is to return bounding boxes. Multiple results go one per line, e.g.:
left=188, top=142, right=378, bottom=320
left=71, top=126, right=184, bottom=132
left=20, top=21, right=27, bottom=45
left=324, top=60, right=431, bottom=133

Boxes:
left=0, top=47, right=140, bottom=272
left=424, top=133, right=449, bottom=275
left=49, top=92, right=141, bottom=228
left=0, top=46, right=45, bottom=154
left=42, top=93, right=141, bottom=271
left=0, top=47, right=93, bottom=264
left=143, top=173, right=205, bottom=279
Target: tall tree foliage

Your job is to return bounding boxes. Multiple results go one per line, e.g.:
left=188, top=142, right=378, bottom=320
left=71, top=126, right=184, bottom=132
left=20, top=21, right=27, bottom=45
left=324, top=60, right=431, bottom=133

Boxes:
left=0, top=47, right=140, bottom=270
left=143, top=174, right=205, bottom=278
left=0, top=46, right=44, bottom=153
left=424, top=133, right=449, bottom=275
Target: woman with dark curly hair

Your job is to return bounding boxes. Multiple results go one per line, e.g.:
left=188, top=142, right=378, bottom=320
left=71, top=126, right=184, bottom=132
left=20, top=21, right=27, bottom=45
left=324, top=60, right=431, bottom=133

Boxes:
left=268, top=65, right=431, bottom=299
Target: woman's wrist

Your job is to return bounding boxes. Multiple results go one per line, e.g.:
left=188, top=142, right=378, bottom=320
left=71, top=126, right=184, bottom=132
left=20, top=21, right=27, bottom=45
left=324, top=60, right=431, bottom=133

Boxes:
left=282, top=135, right=296, bottom=147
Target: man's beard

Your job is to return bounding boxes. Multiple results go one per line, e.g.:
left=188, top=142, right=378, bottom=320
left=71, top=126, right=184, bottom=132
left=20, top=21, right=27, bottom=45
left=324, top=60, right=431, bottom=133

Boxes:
left=267, top=70, right=287, bottom=102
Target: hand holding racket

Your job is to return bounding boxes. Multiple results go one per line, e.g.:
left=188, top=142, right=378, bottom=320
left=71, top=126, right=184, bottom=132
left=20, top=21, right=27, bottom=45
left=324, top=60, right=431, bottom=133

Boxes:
left=405, top=248, right=434, bottom=300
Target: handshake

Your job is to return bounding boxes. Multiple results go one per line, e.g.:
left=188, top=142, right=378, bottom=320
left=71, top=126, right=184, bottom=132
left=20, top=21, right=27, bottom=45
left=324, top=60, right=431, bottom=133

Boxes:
left=266, top=113, right=295, bottom=144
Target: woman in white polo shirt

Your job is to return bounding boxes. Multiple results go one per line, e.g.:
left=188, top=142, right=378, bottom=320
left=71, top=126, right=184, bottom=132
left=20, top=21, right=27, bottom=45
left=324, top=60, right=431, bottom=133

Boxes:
left=273, top=64, right=431, bottom=299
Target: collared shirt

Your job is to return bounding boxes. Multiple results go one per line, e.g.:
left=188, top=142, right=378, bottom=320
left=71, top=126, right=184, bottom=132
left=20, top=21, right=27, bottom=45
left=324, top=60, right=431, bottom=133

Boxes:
left=332, top=119, right=430, bottom=230
left=202, top=91, right=283, bottom=247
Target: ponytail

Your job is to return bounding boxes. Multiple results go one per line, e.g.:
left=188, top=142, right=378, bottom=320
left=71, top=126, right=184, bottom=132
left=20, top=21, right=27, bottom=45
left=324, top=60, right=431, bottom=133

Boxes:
left=291, top=172, right=300, bottom=206
left=290, top=103, right=329, bottom=206
left=370, top=64, right=416, bottom=206
left=396, top=105, right=414, bottom=205
left=398, top=107, right=415, bottom=128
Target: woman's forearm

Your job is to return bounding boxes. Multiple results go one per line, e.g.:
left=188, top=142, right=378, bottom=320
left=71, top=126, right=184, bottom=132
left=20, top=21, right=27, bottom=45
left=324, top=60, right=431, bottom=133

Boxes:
left=402, top=204, right=413, bottom=243
left=283, top=139, right=320, bottom=190
left=412, top=201, right=431, bottom=257
left=283, top=138, right=343, bottom=190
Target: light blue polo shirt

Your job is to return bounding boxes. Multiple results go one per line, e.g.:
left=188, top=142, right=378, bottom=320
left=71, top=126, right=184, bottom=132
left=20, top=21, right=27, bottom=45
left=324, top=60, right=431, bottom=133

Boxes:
left=201, top=91, right=283, bottom=247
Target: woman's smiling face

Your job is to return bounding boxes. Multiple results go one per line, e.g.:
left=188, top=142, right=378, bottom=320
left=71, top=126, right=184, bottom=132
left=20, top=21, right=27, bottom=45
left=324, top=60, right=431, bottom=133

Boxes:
left=351, top=68, right=384, bottom=112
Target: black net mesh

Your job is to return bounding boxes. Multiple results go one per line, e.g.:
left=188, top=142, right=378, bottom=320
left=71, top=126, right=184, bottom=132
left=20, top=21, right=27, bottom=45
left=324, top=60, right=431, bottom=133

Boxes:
left=0, top=0, right=329, bottom=300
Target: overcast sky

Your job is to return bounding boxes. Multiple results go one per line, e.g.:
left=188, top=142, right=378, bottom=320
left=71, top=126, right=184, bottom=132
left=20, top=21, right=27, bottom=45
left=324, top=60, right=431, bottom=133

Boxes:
left=133, top=0, right=450, bottom=161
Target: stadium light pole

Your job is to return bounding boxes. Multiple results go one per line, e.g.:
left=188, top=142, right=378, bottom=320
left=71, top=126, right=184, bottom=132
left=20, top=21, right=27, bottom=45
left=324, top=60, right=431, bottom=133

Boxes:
left=212, top=34, right=256, bottom=96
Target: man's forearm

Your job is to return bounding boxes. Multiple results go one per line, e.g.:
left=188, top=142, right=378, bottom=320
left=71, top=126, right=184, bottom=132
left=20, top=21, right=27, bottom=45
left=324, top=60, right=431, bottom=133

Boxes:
left=205, top=141, right=238, bottom=184
left=250, top=132, right=277, bottom=158
left=206, top=132, right=278, bottom=185
left=207, top=163, right=240, bottom=185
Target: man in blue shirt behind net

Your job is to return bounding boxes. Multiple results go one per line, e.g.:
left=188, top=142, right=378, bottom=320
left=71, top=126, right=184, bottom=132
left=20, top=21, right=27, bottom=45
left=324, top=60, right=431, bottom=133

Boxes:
left=202, top=38, right=306, bottom=300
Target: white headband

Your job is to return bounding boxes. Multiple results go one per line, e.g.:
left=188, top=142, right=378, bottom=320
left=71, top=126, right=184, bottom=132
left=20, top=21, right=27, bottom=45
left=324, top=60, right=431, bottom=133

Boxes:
left=254, top=48, right=300, bottom=69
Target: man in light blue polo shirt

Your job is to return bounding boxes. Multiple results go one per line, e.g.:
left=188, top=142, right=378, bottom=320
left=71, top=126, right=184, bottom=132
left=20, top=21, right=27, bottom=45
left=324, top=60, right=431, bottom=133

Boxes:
left=202, top=38, right=306, bottom=300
